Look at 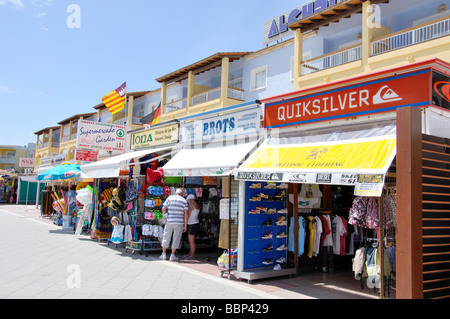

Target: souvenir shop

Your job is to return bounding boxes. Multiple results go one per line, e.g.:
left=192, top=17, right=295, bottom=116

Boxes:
left=161, top=101, right=263, bottom=267
left=234, top=60, right=450, bottom=298
left=78, top=128, right=178, bottom=255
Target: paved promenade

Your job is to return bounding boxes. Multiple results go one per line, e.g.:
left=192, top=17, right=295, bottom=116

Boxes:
left=0, top=204, right=380, bottom=301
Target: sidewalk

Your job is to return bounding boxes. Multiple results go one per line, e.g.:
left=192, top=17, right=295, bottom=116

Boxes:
left=1, top=204, right=383, bottom=299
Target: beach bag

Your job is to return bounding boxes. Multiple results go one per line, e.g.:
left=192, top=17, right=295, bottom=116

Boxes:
left=217, top=250, right=230, bottom=270
left=110, top=225, right=124, bottom=244
left=124, top=186, right=138, bottom=204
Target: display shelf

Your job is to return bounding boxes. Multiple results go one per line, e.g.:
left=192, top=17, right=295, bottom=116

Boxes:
left=243, top=181, right=290, bottom=271
left=125, top=237, right=162, bottom=257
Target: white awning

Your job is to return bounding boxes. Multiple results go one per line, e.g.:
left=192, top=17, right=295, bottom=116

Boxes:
left=162, top=141, right=259, bottom=177
left=80, top=146, right=174, bottom=179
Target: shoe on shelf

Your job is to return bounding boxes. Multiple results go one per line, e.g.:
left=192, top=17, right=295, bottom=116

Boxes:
left=276, top=257, right=286, bottom=264
left=262, top=218, right=273, bottom=227
left=276, top=232, right=287, bottom=238
left=276, top=244, right=287, bottom=251
left=277, top=208, right=288, bottom=214
left=249, top=183, right=261, bottom=189
left=262, top=231, right=273, bottom=239
left=264, top=183, right=277, bottom=189
left=276, top=216, right=287, bottom=226
left=262, top=244, right=273, bottom=252
left=265, top=208, right=276, bottom=214
left=277, top=183, right=288, bottom=189
left=256, top=206, right=267, bottom=212
left=262, top=258, right=273, bottom=265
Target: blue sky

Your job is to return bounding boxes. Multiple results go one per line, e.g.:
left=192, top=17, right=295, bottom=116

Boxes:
left=0, top=0, right=306, bottom=146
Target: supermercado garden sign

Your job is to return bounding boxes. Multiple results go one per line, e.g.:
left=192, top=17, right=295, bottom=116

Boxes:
left=76, top=120, right=126, bottom=152
left=130, top=124, right=179, bottom=150
left=264, top=69, right=431, bottom=129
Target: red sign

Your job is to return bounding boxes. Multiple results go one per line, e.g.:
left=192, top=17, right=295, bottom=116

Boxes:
left=265, top=69, right=431, bottom=128
left=76, top=150, right=98, bottom=162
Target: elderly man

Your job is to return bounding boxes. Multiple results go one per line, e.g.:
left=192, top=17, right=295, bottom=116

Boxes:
left=160, top=188, right=188, bottom=261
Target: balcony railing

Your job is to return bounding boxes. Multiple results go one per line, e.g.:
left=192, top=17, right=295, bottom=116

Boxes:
left=371, top=17, right=450, bottom=56
left=165, top=97, right=188, bottom=113
left=301, top=17, right=450, bottom=75
left=164, top=87, right=244, bottom=113
left=302, top=45, right=362, bottom=74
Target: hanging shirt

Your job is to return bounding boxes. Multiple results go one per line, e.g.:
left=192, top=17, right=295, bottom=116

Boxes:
left=313, top=216, right=323, bottom=257
left=322, top=214, right=333, bottom=247
left=332, top=215, right=346, bottom=255
left=307, top=216, right=315, bottom=258
left=339, top=216, right=348, bottom=256
left=299, top=184, right=323, bottom=209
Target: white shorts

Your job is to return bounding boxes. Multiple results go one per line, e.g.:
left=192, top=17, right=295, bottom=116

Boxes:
left=161, top=223, right=184, bottom=249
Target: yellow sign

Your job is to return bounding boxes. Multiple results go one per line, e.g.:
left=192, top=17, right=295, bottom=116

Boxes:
left=131, top=124, right=179, bottom=150
left=241, top=137, right=396, bottom=173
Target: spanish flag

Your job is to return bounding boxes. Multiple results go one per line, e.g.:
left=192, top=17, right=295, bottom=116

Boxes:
left=102, top=82, right=127, bottom=114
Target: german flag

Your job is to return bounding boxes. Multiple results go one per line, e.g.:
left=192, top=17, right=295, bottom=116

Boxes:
left=140, top=102, right=161, bottom=127
left=102, top=82, right=127, bottom=114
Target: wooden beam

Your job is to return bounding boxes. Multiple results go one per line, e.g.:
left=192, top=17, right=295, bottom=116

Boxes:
left=396, top=106, right=424, bottom=299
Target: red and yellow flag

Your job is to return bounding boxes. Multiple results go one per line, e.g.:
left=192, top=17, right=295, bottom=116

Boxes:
left=102, top=82, right=127, bottom=114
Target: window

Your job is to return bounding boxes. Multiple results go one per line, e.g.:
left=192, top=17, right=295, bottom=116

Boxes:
left=250, top=66, right=267, bottom=90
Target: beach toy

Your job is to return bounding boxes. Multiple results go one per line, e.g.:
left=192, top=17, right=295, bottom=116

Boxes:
left=111, top=216, right=121, bottom=226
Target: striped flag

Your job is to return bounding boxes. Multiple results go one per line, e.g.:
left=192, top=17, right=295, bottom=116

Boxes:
left=102, top=82, right=127, bottom=114
left=141, top=102, right=161, bottom=128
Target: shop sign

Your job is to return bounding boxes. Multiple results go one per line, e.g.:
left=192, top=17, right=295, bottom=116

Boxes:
left=236, top=171, right=283, bottom=181
left=19, top=158, right=35, bottom=168
left=76, top=120, right=126, bottom=152
left=52, top=154, right=66, bottom=165
left=265, top=69, right=430, bottom=129
left=181, top=108, right=260, bottom=144
left=284, top=172, right=357, bottom=185
left=263, top=0, right=346, bottom=45
left=130, top=124, right=178, bottom=150
left=38, top=157, right=51, bottom=168
left=432, top=71, right=450, bottom=110
left=75, top=149, right=98, bottom=162
left=354, top=174, right=385, bottom=197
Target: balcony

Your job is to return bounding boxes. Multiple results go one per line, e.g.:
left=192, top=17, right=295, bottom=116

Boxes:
left=164, top=87, right=244, bottom=114
left=0, top=156, right=15, bottom=165
left=301, top=18, right=450, bottom=75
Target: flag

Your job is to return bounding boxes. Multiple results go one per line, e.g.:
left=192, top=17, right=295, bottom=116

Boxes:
left=102, top=82, right=127, bottom=114
left=140, top=102, right=161, bottom=127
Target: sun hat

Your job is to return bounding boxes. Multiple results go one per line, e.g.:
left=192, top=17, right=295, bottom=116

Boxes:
left=186, top=194, right=195, bottom=200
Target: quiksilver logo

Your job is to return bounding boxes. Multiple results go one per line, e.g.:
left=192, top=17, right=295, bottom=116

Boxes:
left=373, top=85, right=403, bottom=104
left=434, top=81, right=450, bottom=103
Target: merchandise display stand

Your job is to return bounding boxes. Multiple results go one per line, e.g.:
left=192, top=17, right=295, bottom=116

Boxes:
left=235, top=181, right=296, bottom=283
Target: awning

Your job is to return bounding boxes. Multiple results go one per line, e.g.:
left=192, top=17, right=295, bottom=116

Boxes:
left=162, top=141, right=259, bottom=177
left=235, top=135, right=396, bottom=185
left=80, top=146, right=174, bottom=179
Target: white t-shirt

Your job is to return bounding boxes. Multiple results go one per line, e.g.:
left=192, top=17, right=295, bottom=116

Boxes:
left=332, top=215, right=346, bottom=255
left=299, top=184, right=323, bottom=209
